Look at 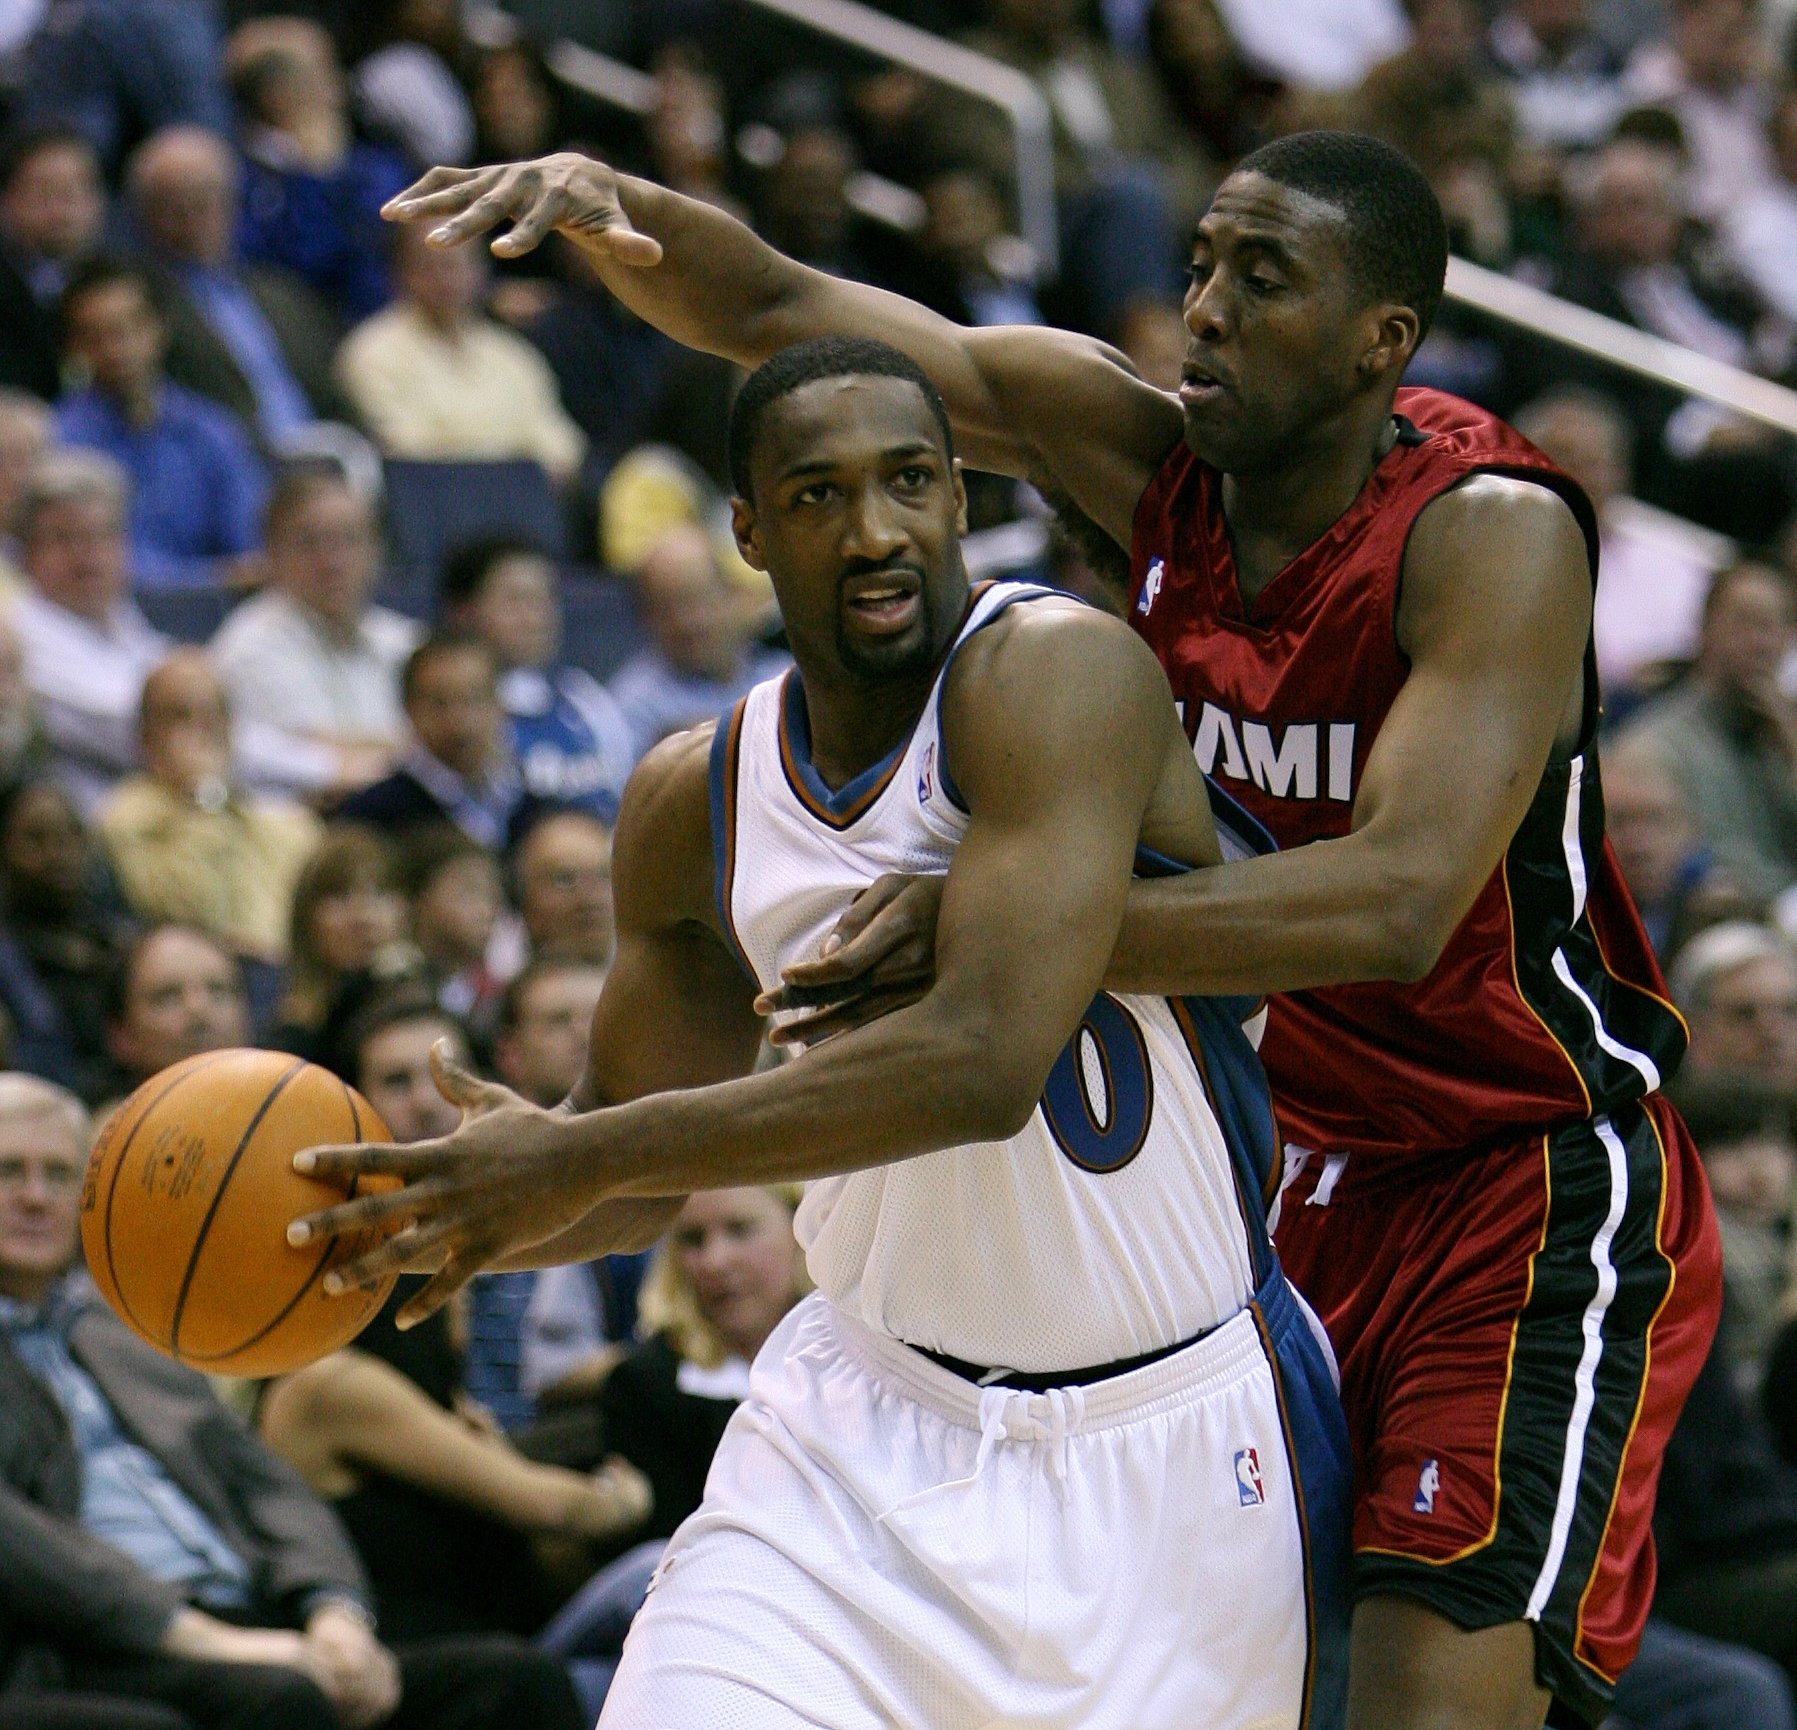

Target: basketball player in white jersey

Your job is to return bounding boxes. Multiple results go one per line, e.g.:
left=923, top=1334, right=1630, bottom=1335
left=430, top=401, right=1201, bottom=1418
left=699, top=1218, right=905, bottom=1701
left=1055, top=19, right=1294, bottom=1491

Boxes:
left=292, top=336, right=1350, bottom=1729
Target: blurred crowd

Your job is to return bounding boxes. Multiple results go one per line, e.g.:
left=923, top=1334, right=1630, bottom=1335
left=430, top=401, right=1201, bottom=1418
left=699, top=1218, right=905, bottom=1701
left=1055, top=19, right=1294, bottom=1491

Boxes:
left=0, top=0, right=1793, bottom=1726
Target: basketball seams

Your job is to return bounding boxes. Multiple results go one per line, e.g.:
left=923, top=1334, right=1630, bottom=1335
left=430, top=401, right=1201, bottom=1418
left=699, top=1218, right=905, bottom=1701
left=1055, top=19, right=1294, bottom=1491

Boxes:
left=183, top=1079, right=388, bottom=1369
left=167, top=1057, right=309, bottom=1355
left=94, top=1051, right=241, bottom=1347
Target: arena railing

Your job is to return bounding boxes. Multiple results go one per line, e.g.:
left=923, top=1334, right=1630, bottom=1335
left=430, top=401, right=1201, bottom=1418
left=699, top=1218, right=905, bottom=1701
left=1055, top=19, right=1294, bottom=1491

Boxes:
left=479, top=0, right=1057, bottom=274
left=1443, top=256, right=1797, bottom=438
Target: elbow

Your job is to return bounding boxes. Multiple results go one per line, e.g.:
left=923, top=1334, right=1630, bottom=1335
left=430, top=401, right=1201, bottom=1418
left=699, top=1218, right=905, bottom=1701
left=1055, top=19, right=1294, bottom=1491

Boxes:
left=1368, top=886, right=1459, bottom=984
left=926, top=1012, right=1045, bottom=1145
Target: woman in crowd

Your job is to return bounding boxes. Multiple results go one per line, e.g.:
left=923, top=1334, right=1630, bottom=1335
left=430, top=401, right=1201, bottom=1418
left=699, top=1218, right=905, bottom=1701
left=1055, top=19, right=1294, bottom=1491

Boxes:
left=269, top=824, right=410, bottom=1056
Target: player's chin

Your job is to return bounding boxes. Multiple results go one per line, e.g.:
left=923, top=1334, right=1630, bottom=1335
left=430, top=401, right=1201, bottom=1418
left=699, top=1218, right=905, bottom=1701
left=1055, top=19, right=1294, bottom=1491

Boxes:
left=835, top=612, right=932, bottom=679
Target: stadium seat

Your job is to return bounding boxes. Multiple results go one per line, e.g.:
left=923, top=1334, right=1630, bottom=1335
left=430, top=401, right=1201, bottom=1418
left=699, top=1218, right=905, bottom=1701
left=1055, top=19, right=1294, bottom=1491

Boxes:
left=381, top=458, right=570, bottom=575
left=137, top=586, right=240, bottom=644
left=558, top=566, right=646, bottom=682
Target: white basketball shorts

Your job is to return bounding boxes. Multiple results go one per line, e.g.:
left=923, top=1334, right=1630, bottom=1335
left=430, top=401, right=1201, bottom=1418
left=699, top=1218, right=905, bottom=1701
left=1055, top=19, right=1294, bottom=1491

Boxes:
left=599, top=1268, right=1350, bottom=1730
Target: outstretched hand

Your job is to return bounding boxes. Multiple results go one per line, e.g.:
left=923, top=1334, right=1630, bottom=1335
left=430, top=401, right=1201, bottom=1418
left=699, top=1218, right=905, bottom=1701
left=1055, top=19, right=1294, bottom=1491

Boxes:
left=756, top=873, right=945, bottom=1046
left=287, top=1042, right=610, bottom=1328
left=381, top=153, right=664, bottom=265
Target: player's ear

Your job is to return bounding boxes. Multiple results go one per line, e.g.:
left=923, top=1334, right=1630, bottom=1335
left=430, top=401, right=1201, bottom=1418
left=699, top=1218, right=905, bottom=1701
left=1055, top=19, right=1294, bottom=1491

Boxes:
left=951, top=459, right=969, bottom=538
left=1361, top=303, right=1421, bottom=378
left=730, top=493, right=769, bottom=573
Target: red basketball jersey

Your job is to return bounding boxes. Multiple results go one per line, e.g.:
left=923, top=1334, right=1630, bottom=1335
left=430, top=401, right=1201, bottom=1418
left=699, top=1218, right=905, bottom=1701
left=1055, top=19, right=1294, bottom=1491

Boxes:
left=1129, top=386, right=1686, bottom=1165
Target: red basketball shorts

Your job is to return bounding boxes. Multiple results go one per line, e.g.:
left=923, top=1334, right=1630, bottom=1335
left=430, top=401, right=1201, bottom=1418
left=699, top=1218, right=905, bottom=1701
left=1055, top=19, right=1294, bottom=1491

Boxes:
left=1273, top=1093, right=1721, bottom=1725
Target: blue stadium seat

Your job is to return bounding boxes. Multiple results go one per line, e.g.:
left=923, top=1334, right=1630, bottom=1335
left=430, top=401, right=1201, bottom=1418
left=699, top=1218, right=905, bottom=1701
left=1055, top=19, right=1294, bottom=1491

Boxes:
left=137, top=586, right=240, bottom=644
left=559, top=567, right=646, bottom=682
left=382, top=458, right=570, bottom=575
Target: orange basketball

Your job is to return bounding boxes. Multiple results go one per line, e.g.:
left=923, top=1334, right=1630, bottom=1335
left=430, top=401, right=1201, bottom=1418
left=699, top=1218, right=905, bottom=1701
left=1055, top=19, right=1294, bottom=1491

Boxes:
left=80, top=1048, right=405, bottom=1377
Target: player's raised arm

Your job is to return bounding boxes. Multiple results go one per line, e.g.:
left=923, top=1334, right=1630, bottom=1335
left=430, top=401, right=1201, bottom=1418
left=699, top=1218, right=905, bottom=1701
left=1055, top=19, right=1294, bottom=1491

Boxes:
left=383, top=155, right=1178, bottom=546
left=292, top=605, right=1200, bottom=1317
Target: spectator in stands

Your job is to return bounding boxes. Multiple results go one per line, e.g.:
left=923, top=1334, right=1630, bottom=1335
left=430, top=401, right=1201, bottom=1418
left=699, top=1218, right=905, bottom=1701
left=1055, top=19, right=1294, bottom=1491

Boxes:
left=1516, top=385, right=1728, bottom=692
left=610, top=524, right=788, bottom=762
left=907, top=163, right=1044, bottom=328
left=104, top=921, right=249, bottom=1093
left=97, top=650, right=320, bottom=961
left=335, top=221, right=585, bottom=485
left=0, top=389, right=53, bottom=595
left=1620, top=560, right=1797, bottom=903
left=125, top=126, right=350, bottom=447
left=336, top=633, right=539, bottom=851
left=12, top=0, right=231, bottom=176
left=351, top=0, right=477, bottom=168
left=1624, top=0, right=1777, bottom=223
left=261, top=994, right=649, bottom=1696
left=1671, top=1074, right=1797, bottom=1390
left=1616, top=1620, right=1797, bottom=1730
left=398, top=824, right=506, bottom=1025
left=271, top=825, right=408, bottom=1057
left=1669, top=921, right=1797, bottom=1087
left=598, top=1185, right=808, bottom=1541
left=55, top=259, right=268, bottom=588
left=1604, top=731, right=1747, bottom=958
left=441, top=536, right=634, bottom=823
left=1553, top=136, right=1765, bottom=379
left=211, top=467, right=416, bottom=798
left=1351, top=0, right=1516, bottom=191
left=12, top=450, right=169, bottom=810
left=1655, top=1334, right=1797, bottom=1694
left=0, top=126, right=105, bottom=400
left=1144, top=0, right=1282, bottom=166
left=514, top=810, right=613, bottom=967
left=1198, top=0, right=1409, bottom=91
left=460, top=959, right=626, bottom=1442
left=0, top=613, right=49, bottom=808
left=229, top=17, right=414, bottom=325
left=1487, top=0, right=1629, bottom=158
left=0, top=1068, right=586, bottom=1730
left=0, top=778, right=132, bottom=1101
left=1724, top=82, right=1797, bottom=326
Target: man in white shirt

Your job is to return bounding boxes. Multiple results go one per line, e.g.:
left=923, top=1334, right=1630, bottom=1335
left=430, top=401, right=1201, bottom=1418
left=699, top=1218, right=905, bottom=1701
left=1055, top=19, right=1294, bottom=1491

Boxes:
left=10, top=449, right=168, bottom=811
left=1725, top=85, right=1797, bottom=324
left=334, top=222, right=585, bottom=485
left=210, top=467, right=416, bottom=797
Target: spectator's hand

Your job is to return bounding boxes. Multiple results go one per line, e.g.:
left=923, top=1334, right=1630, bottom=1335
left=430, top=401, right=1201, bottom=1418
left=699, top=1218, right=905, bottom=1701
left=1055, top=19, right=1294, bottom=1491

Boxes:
left=383, top=154, right=664, bottom=266
left=487, top=278, right=559, bottom=327
left=571, top=1454, right=652, bottom=1540
left=306, top=1603, right=402, bottom=1730
left=453, top=1390, right=507, bottom=1440
left=163, top=1607, right=311, bottom=1671
left=755, top=872, right=944, bottom=1046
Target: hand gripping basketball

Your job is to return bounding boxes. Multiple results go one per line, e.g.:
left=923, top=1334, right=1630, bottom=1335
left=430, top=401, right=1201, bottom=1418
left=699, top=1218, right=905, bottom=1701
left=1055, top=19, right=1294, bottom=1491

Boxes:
left=381, top=153, right=664, bottom=264
left=288, top=1041, right=596, bottom=1327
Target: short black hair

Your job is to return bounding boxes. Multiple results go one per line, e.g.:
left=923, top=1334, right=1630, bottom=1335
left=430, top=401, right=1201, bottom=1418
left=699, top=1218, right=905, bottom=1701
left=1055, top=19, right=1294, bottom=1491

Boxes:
left=496, top=952, right=606, bottom=1036
left=728, top=336, right=954, bottom=498
left=440, top=533, right=550, bottom=610
left=58, top=255, right=160, bottom=339
left=401, top=630, right=496, bottom=706
left=1231, top=130, right=1449, bottom=342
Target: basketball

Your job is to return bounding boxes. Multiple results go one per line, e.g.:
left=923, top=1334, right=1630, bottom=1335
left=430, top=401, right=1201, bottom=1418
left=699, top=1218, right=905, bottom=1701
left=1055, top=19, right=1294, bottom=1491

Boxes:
left=79, top=1048, right=405, bottom=1378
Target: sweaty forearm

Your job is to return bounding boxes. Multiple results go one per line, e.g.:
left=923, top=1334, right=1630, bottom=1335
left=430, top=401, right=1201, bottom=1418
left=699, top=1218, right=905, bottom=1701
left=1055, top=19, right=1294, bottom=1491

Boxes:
left=589, top=176, right=853, bottom=369
left=1107, top=834, right=1453, bottom=997
left=569, top=996, right=1033, bottom=1199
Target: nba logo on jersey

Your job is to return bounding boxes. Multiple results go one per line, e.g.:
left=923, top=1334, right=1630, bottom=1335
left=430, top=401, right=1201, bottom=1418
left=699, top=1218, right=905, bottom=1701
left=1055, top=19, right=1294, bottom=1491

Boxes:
left=1137, top=558, right=1165, bottom=617
left=1234, top=1447, right=1265, bottom=1507
left=1415, top=1459, right=1440, bottom=1515
left=917, top=740, right=936, bottom=805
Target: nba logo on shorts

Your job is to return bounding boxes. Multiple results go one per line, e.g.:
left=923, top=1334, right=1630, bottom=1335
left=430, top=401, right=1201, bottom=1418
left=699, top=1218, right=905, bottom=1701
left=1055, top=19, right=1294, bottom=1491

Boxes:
left=1415, top=1459, right=1440, bottom=1515
left=1137, top=559, right=1165, bottom=617
left=1234, top=1447, right=1264, bottom=1507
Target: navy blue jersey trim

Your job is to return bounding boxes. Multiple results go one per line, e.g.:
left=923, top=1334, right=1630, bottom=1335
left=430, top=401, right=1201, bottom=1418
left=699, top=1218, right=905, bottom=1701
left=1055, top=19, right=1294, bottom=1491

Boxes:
left=1206, top=775, right=1279, bottom=859
left=707, top=700, right=757, bottom=983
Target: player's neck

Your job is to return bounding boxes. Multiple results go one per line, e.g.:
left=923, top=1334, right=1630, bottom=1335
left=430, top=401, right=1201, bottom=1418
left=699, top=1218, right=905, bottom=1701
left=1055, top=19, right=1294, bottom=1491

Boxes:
left=798, top=664, right=942, bottom=792
left=1220, top=404, right=1400, bottom=602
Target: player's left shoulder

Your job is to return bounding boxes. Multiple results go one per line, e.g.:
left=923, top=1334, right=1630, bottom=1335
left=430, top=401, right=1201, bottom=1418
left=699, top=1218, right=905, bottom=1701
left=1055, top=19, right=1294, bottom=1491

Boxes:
left=951, top=589, right=1166, bottom=698
left=1408, top=471, right=1590, bottom=575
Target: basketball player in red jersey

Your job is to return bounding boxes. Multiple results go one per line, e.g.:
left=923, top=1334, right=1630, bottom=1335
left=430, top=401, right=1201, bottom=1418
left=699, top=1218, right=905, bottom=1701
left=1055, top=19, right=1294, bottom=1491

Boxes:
left=368, top=132, right=1718, bottom=1728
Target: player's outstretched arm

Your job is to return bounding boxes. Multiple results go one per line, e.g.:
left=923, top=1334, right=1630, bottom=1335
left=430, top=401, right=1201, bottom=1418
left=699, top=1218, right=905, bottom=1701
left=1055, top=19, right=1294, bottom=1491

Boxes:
left=293, top=605, right=1198, bottom=1319
left=382, top=155, right=1179, bottom=546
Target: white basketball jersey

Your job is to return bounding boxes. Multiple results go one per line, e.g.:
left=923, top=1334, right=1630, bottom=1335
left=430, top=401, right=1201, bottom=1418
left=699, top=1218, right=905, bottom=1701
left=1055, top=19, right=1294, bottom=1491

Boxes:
left=711, top=582, right=1274, bottom=1371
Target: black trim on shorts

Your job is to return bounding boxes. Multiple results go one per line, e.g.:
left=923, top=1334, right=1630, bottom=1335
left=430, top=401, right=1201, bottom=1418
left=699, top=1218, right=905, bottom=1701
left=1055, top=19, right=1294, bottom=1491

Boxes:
left=1352, top=1104, right=1675, bottom=1727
